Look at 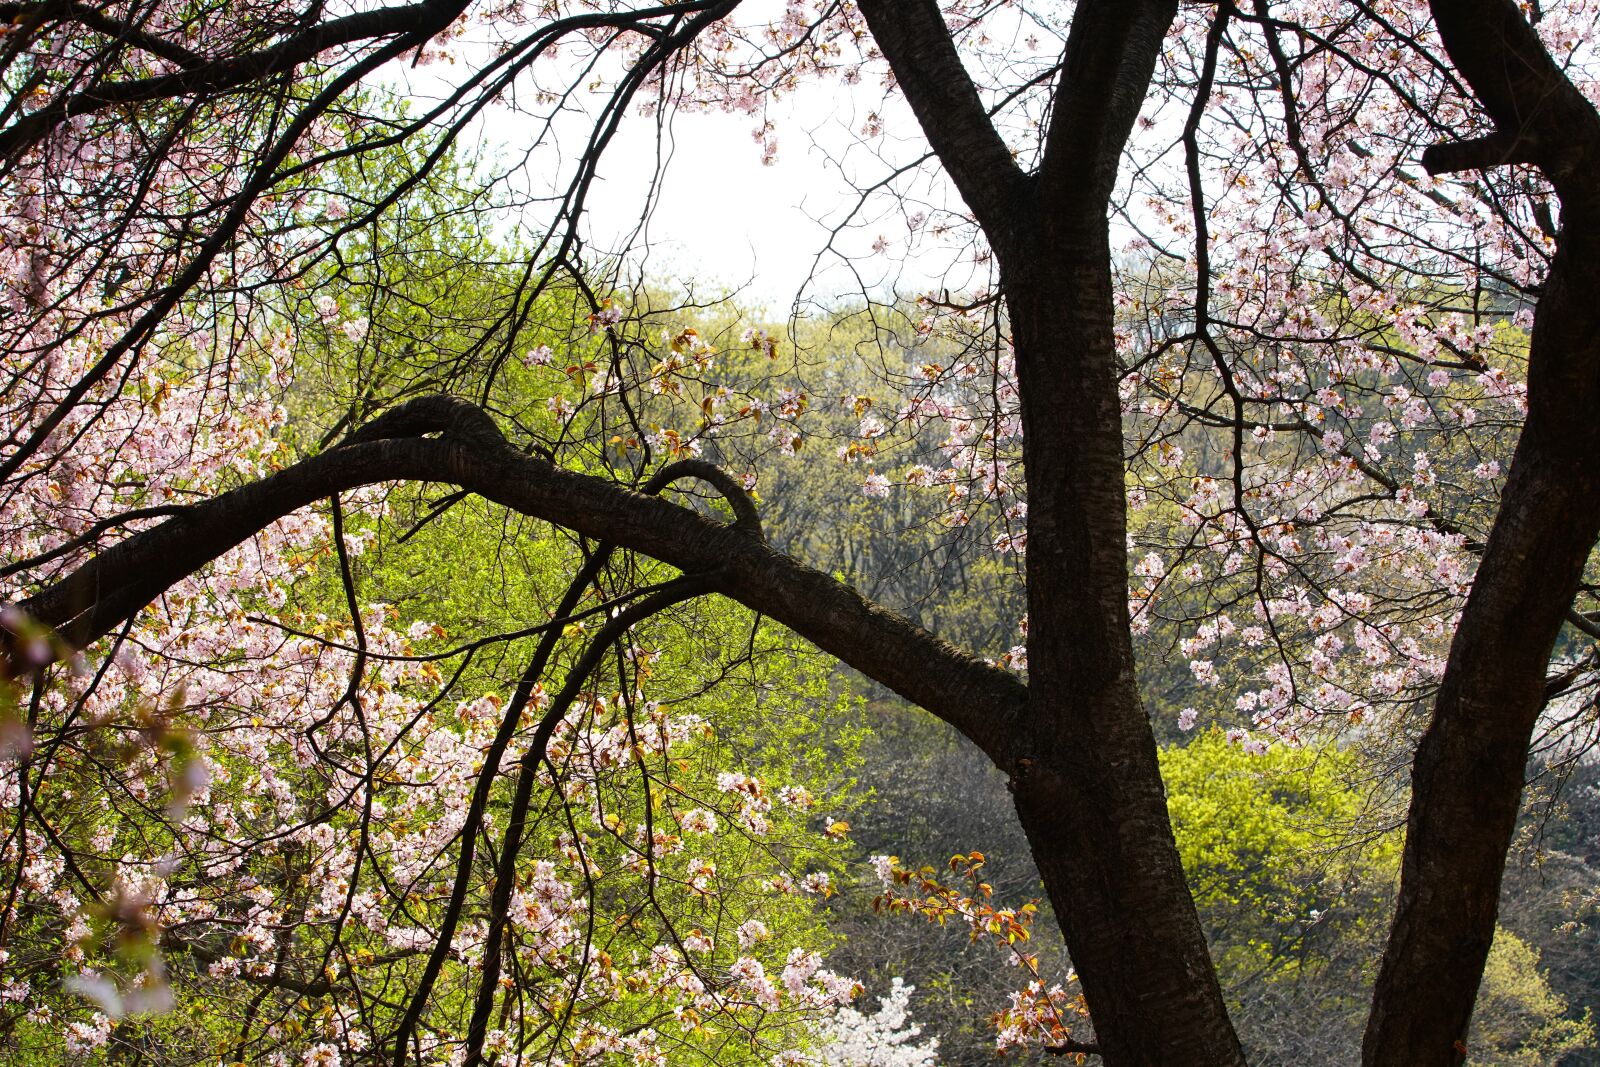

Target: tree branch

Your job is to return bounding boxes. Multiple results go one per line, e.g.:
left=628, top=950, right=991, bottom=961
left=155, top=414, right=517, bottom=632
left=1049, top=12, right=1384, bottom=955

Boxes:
left=3, top=396, right=1025, bottom=765
left=0, top=0, right=465, bottom=164
left=0, top=0, right=728, bottom=167
left=1038, top=0, right=1178, bottom=214
left=854, top=0, right=1029, bottom=238
left=1420, top=129, right=1538, bottom=175
left=1424, top=0, right=1600, bottom=194
left=1364, top=4, right=1600, bottom=1062
left=0, top=1, right=207, bottom=69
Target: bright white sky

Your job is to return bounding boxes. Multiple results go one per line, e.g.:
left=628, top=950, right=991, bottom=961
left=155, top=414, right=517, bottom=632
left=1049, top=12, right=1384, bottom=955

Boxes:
left=387, top=0, right=986, bottom=314
left=585, top=97, right=867, bottom=312
left=579, top=82, right=961, bottom=314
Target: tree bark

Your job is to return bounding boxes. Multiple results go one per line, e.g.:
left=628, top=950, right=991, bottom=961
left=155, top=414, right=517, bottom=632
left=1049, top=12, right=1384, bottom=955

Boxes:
left=5, top=397, right=1025, bottom=767
left=38, top=4, right=1600, bottom=1063
left=1363, top=202, right=1600, bottom=1065
left=1004, top=230, right=1247, bottom=1066
left=859, top=1, right=1245, bottom=1062
left=1365, top=2, right=1600, bottom=1062
left=1364, top=210, right=1600, bottom=1067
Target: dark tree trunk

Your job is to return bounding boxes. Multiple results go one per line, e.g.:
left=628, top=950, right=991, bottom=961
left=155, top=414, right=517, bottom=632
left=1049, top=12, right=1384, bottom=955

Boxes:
left=854, top=2, right=1246, bottom=1061
left=35, top=3, right=1600, bottom=1064
left=1364, top=205, right=1600, bottom=1067
left=1005, top=224, right=1248, bottom=1064
left=1366, top=2, right=1600, bottom=1062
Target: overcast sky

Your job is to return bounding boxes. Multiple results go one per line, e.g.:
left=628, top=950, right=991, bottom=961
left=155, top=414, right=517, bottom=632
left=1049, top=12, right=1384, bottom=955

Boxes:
left=580, top=81, right=962, bottom=313
left=385, top=1, right=989, bottom=315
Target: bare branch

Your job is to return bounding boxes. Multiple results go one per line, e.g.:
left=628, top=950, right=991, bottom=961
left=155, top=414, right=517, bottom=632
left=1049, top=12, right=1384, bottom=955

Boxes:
left=1420, top=130, right=1538, bottom=175
left=1424, top=0, right=1600, bottom=194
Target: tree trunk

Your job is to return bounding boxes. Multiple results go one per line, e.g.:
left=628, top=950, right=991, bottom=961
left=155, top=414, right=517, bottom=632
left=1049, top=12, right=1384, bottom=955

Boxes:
left=850, top=1, right=1245, bottom=1059
left=1364, top=3, right=1600, bottom=1061
left=1363, top=202, right=1600, bottom=1067
left=1004, top=219, right=1247, bottom=1065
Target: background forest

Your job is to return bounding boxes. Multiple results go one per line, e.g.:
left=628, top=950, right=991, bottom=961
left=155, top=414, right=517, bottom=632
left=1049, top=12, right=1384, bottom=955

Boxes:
left=3, top=1, right=1600, bottom=1065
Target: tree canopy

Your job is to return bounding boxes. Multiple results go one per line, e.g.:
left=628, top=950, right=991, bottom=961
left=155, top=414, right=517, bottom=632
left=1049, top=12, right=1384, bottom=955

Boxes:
left=2, top=1, right=1600, bottom=1065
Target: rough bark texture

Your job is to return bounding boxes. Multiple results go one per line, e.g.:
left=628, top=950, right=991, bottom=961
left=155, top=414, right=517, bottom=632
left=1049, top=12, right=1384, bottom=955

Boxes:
left=1006, top=240, right=1246, bottom=1065
left=1365, top=2, right=1600, bottom=1063
left=860, top=2, right=1245, bottom=1062
left=1364, top=210, right=1600, bottom=1064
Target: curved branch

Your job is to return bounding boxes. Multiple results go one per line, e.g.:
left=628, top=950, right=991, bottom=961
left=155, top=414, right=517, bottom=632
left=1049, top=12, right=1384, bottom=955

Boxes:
left=1365, top=4, right=1600, bottom=1063
left=4, top=395, right=1024, bottom=764
left=0, top=0, right=466, bottom=165
left=1039, top=0, right=1179, bottom=214
left=1423, top=0, right=1600, bottom=196
left=0, top=1, right=207, bottom=70
left=855, top=0, right=1029, bottom=238
left=389, top=430, right=756, bottom=1061
left=461, top=575, right=713, bottom=1067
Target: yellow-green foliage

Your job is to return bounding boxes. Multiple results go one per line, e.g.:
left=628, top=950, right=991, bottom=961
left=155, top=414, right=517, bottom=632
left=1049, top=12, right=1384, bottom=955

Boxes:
left=1469, top=928, right=1596, bottom=1065
left=1161, top=729, right=1399, bottom=976
left=1162, top=732, right=1594, bottom=1065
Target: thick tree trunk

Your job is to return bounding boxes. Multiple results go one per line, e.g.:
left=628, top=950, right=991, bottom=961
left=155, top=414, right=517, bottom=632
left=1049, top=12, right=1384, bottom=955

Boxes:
left=1363, top=204, right=1600, bottom=1066
left=852, top=2, right=1244, bottom=1060
left=1364, top=3, right=1600, bottom=1062
left=1003, top=219, right=1246, bottom=1066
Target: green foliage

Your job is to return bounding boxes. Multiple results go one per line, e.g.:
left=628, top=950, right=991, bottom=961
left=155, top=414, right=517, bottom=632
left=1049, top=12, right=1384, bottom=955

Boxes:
left=1162, top=731, right=1595, bottom=1066
left=1470, top=928, right=1596, bottom=1066
left=1163, top=728, right=1399, bottom=977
